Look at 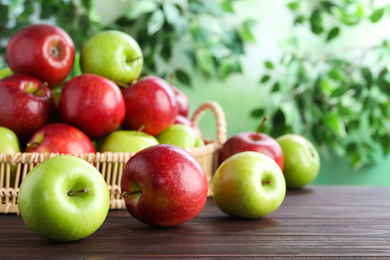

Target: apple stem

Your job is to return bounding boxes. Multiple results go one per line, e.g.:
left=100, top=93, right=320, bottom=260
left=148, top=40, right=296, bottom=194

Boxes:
left=122, top=190, right=141, bottom=197
left=26, top=142, right=40, bottom=149
left=169, top=73, right=174, bottom=85
left=136, top=125, right=145, bottom=135
left=32, top=82, right=48, bottom=95
left=253, top=116, right=269, bottom=140
left=262, top=180, right=273, bottom=185
left=68, top=188, right=88, bottom=196
left=126, top=56, right=143, bottom=63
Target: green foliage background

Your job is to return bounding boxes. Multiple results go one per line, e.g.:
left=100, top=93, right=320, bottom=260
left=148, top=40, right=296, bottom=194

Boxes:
left=1, top=0, right=390, bottom=170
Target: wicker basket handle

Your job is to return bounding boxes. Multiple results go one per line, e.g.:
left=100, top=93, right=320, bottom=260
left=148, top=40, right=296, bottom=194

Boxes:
left=191, top=100, right=227, bottom=144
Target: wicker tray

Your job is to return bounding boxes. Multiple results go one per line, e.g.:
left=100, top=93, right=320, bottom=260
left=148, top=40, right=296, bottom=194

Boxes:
left=0, top=101, right=226, bottom=214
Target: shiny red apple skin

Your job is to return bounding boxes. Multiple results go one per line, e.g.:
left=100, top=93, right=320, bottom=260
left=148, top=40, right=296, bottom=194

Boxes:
left=25, top=123, right=96, bottom=154
left=219, top=132, right=284, bottom=171
left=59, top=74, right=126, bottom=140
left=6, top=24, right=75, bottom=87
left=121, top=144, right=208, bottom=227
left=174, top=115, right=203, bottom=139
left=171, top=85, right=189, bottom=117
left=122, top=76, right=177, bottom=136
left=0, top=74, right=55, bottom=142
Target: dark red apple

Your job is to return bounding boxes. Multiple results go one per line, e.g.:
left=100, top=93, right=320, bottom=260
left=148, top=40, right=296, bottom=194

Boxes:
left=59, top=73, right=126, bottom=140
left=171, top=84, right=189, bottom=117
left=174, top=115, right=203, bottom=139
left=121, top=144, right=208, bottom=227
left=25, top=123, right=96, bottom=154
left=122, top=76, right=177, bottom=136
left=6, top=24, right=75, bottom=87
left=0, top=74, right=55, bottom=142
left=218, top=117, right=284, bottom=170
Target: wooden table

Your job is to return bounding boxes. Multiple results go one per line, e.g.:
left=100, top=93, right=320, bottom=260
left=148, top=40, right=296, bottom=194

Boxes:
left=1, top=186, right=390, bottom=258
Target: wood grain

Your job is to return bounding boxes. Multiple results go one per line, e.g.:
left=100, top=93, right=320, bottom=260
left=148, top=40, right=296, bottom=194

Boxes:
left=1, top=186, right=390, bottom=258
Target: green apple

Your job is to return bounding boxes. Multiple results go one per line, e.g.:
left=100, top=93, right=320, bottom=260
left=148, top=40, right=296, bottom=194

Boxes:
left=276, top=134, right=320, bottom=189
left=156, top=124, right=204, bottom=149
left=212, top=151, right=286, bottom=219
left=18, top=155, right=110, bottom=242
left=100, top=130, right=158, bottom=153
left=80, top=30, right=143, bottom=86
left=0, top=126, right=20, bottom=186
left=0, top=67, right=13, bottom=80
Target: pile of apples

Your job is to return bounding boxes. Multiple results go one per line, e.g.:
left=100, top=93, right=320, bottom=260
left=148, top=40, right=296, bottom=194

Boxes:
left=0, top=24, right=321, bottom=242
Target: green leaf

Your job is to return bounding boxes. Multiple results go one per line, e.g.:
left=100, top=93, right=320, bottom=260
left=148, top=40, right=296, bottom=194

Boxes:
left=250, top=108, right=265, bottom=118
left=239, top=19, right=257, bottom=43
left=163, top=3, right=180, bottom=25
left=0, top=4, right=8, bottom=24
left=287, top=2, right=300, bottom=11
left=221, top=0, right=234, bottom=13
left=324, top=112, right=347, bottom=137
left=265, top=61, right=274, bottom=70
left=147, top=9, right=165, bottom=35
left=310, top=9, right=324, bottom=34
left=361, top=67, right=372, bottom=87
left=175, top=69, right=192, bottom=87
left=331, top=86, right=349, bottom=98
left=326, top=27, right=340, bottom=41
left=195, top=49, right=214, bottom=75
left=126, top=1, right=157, bottom=21
left=370, top=8, right=385, bottom=23
left=260, top=75, right=271, bottom=83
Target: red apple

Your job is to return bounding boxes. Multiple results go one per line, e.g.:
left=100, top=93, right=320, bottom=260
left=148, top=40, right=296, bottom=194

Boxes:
left=25, top=123, right=96, bottom=154
left=0, top=74, right=55, bottom=142
left=174, top=115, right=203, bottom=139
left=6, top=24, right=75, bottom=87
left=218, top=117, right=284, bottom=170
left=59, top=73, right=126, bottom=140
left=171, top=84, right=189, bottom=117
left=122, top=76, right=177, bottom=136
left=121, top=144, right=208, bottom=227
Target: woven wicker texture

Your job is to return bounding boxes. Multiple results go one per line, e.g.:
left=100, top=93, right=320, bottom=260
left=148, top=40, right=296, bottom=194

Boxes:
left=0, top=100, right=226, bottom=214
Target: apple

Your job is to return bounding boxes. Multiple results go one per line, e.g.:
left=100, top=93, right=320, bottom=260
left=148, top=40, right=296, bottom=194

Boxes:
left=0, top=74, right=55, bottom=142
left=156, top=124, right=204, bottom=149
left=6, top=24, right=75, bottom=87
left=100, top=129, right=158, bottom=153
left=276, top=134, right=320, bottom=189
left=218, top=117, right=284, bottom=170
left=25, top=123, right=96, bottom=154
left=212, top=151, right=286, bottom=219
left=122, top=76, right=177, bottom=136
left=80, top=30, right=143, bottom=86
left=18, top=155, right=110, bottom=241
left=174, top=115, right=203, bottom=139
left=60, top=73, right=126, bottom=140
left=0, top=126, right=20, bottom=186
left=121, top=144, right=208, bottom=227
left=0, top=67, right=13, bottom=80
left=170, top=84, right=189, bottom=117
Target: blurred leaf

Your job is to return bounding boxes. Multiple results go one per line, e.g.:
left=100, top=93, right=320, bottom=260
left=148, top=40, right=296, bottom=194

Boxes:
left=310, top=9, right=324, bottom=34
left=147, top=9, right=165, bottom=35
left=126, top=1, right=157, bottom=20
left=326, top=27, right=340, bottom=41
left=287, top=2, right=300, bottom=11
left=250, top=108, right=265, bottom=118
left=0, top=4, right=8, bottom=24
left=260, top=75, right=271, bottom=83
left=163, top=3, right=180, bottom=25
left=175, top=69, right=192, bottom=87
left=265, top=61, right=274, bottom=70
left=196, top=49, right=214, bottom=75
left=370, top=8, right=385, bottom=23
left=239, top=19, right=257, bottom=43
left=221, top=0, right=234, bottom=13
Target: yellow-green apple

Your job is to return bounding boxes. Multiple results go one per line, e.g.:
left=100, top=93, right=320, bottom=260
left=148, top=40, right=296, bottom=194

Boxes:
left=59, top=73, right=126, bottom=140
left=156, top=124, right=204, bottom=149
left=0, top=74, right=55, bottom=142
left=174, top=115, right=203, bottom=139
left=18, top=155, right=110, bottom=242
left=0, top=126, right=20, bottom=186
left=121, top=144, right=208, bottom=227
left=80, top=30, right=143, bottom=86
left=212, top=151, right=286, bottom=219
left=122, top=76, right=177, bottom=136
left=25, top=123, right=96, bottom=154
left=276, top=134, right=320, bottom=189
left=0, top=67, right=13, bottom=80
left=219, top=117, right=283, bottom=170
left=6, top=24, right=75, bottom=87
left=100, top=130, right=158, bottom=153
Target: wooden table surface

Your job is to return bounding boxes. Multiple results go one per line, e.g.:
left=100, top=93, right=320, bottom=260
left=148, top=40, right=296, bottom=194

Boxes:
left=1, top=186, right=390, bottom=259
